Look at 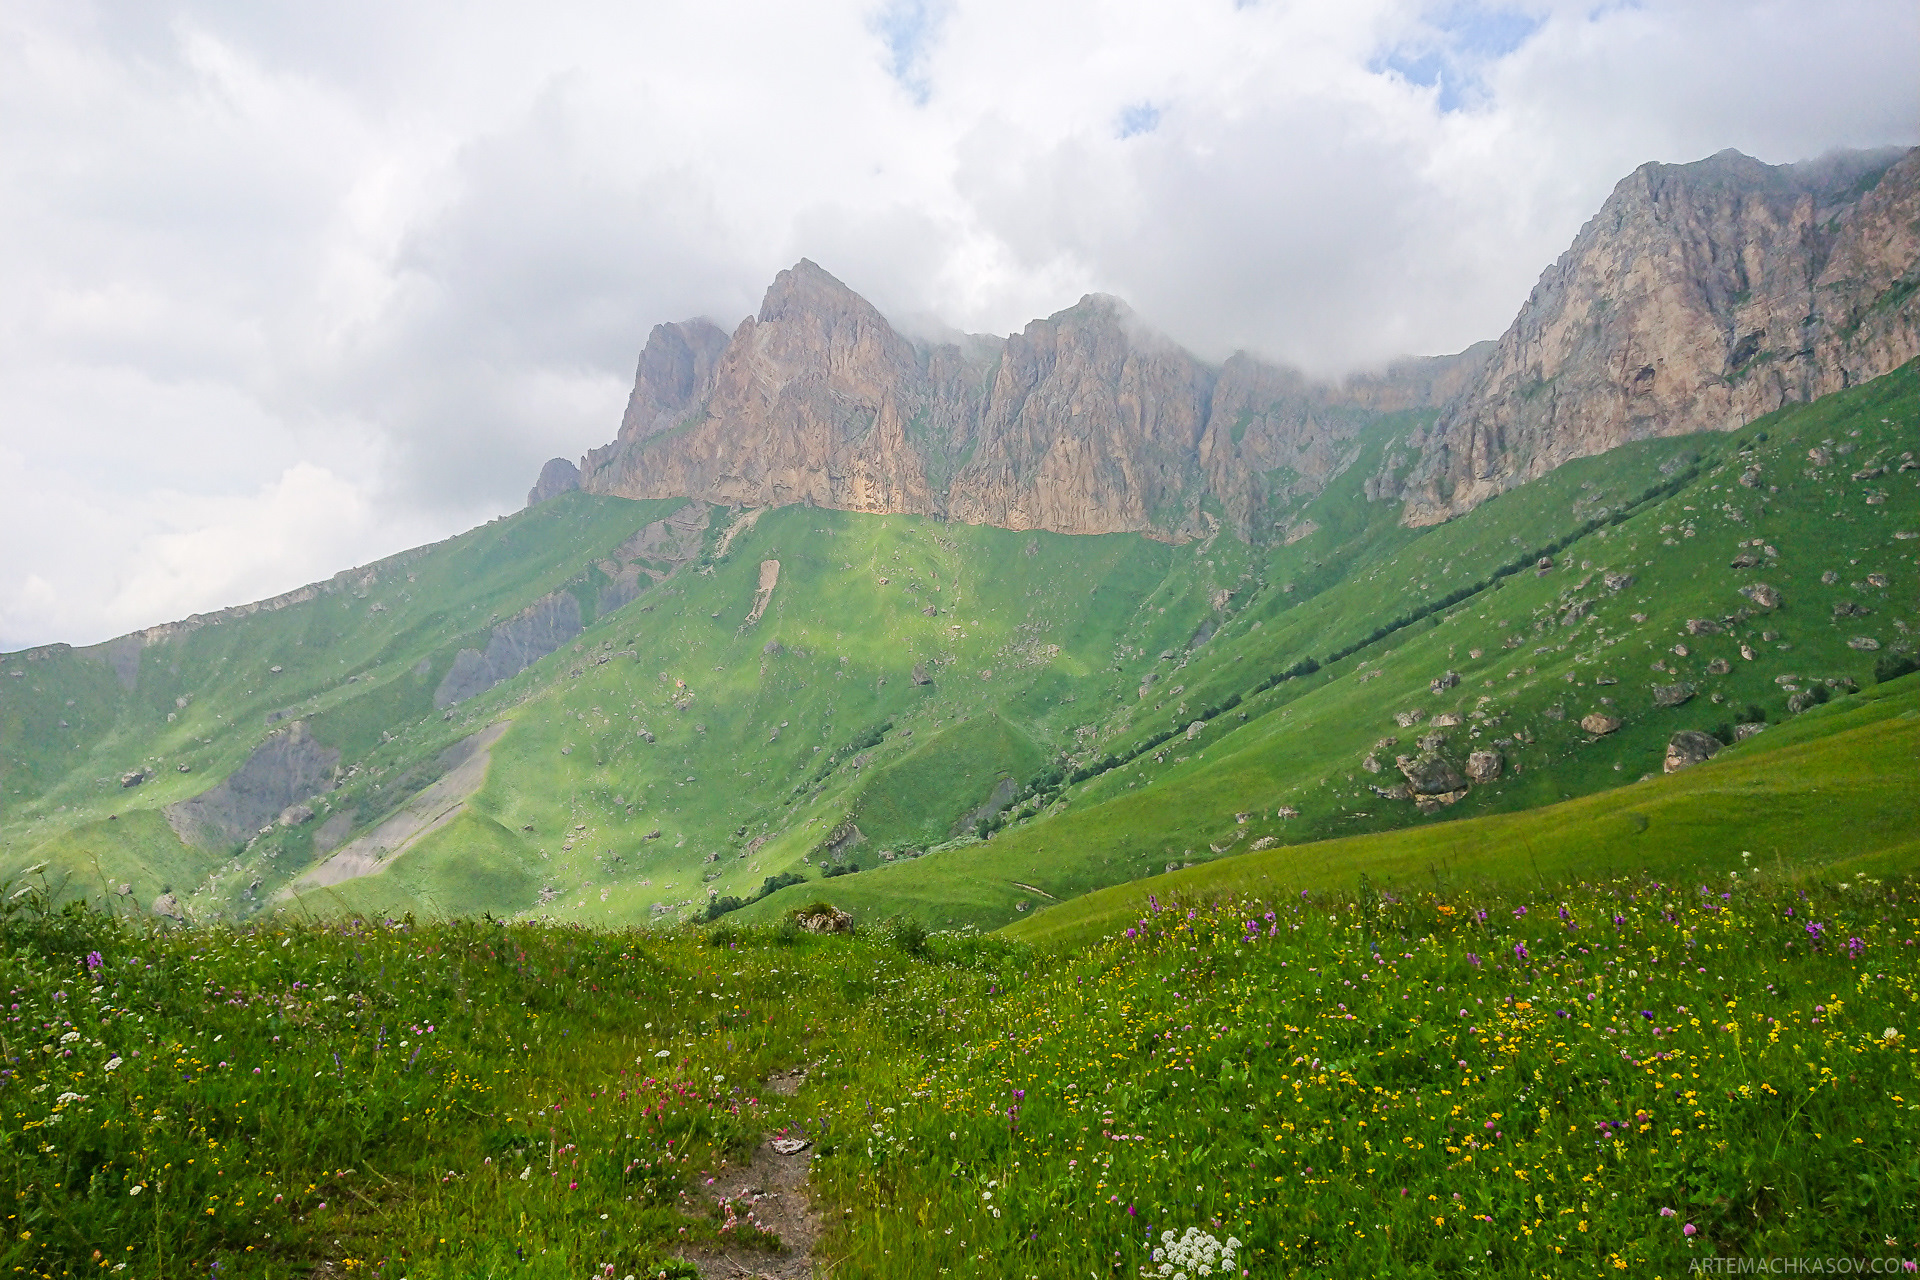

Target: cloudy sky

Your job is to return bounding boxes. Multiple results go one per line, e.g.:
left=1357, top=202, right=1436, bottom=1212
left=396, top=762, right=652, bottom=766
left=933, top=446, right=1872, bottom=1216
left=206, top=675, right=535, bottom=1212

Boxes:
left=2, top=0, right=1913, bottom=651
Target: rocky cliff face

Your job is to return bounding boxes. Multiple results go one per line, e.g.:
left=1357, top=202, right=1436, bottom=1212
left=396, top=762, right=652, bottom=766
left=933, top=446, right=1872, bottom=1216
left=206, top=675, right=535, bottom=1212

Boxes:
left=578, top=262, right=1466, bottom=539
left=1400, top=147, right=1919, bottom=524
left=575, top=147, right=1916, bottom=540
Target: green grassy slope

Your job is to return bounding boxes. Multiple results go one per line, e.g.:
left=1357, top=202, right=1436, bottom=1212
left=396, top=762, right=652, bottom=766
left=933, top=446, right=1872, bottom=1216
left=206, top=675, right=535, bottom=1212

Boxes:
left=1, top=496, right=690, bottom=907
left=1002, top=675, right=1920, bottom=950
left=7, top=364, right=1915, bottom=930
left=742, top=363, right=1919, bottom=929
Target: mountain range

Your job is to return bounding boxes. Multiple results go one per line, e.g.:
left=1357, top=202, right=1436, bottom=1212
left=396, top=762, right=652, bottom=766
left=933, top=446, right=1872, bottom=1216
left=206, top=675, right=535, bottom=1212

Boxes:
left=3, top=145, right=1915, bottom=931
left=560, top=146, right=1918, bottom=540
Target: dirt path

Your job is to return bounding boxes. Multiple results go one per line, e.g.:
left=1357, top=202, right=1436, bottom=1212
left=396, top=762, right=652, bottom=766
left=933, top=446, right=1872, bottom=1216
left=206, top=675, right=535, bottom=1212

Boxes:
left=678, top=1129, right=823, bottom=1280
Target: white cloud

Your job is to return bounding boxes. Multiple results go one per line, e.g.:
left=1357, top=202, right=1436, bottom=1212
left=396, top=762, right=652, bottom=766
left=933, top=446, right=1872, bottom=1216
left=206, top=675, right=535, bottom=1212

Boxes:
left=1, top=0, right=1913, bottom=648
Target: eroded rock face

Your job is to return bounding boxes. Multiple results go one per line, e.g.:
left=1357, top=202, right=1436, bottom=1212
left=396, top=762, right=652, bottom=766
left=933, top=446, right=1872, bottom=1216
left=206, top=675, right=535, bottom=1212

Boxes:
left=1403, top=147, right=1919, bottom=525
left=577, top=261, right=1473, bottom=540
left=571, top=148, right=1915, bottom=541
left=434, top=591, right=584, bottom=709
left=1664, top=730, right=1723, bottom=773
left=525, top=457, right=581, bottom=506
left=165, top=721, right=339, bottom=849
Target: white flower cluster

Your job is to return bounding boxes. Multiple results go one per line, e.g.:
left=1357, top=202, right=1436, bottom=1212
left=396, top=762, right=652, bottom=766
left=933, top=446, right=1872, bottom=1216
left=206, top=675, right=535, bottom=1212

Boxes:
left=1143, top=1227, right=1241, bottom=1279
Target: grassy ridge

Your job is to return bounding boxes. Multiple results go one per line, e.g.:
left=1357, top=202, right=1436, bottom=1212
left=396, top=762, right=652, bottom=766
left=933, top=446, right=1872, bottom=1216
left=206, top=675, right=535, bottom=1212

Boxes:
left=1003, top=677, right=1920, bottom=951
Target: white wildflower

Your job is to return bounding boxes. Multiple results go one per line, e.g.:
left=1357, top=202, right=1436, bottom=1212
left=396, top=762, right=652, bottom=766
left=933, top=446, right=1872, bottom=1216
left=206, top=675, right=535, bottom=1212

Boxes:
left=104, top=1056, right=123, bottom=1072
left=59, top=1031, right=80, bottom=1045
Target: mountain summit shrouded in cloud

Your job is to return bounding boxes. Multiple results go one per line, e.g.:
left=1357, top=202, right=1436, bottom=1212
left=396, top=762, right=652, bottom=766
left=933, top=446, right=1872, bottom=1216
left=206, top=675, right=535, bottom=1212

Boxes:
left=1, top=0, right=1915, bottom=649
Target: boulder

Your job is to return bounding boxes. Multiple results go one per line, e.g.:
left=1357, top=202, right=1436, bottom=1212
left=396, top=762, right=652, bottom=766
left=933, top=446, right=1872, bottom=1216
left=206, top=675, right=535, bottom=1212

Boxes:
left=1430, top=712, right=1464, bottom=728
left=120, top=770, right=147, bottom=788
left=277, top=803, right=315, bottom=827
left=1396, top=754, right=1466, bottom=796
left=1603, top=572, right=1635, bottom=593
left=1847, top=636, right=1881, bottom=651
left=1430, top=671, right=1461, bottom=693
left=151, top=893, right=183, bottom=921
left=1652, top=682, right=1696, bottom=709
left=1393, top=709, right=1426, bottom=728
left=1706, top=657, right=1731, bottom=675
left=1580, top=712, right=1623, bottom=735
left=1738, top=582, right=1782, bottom=610
left=1465, top=750, right=1503, bottom=783
left=1734, top=722, right=1768, bottom=741
left=1685, top=618, right=1722, bottom=636
left=1416, top=788, right=1470, bottom=814
left=1361, top=754, right=1382, bottom=774
left=1664, top=730, right=1722, bottom=773
left=1729, top=550, right=1763, bottom=569
left=794, top=905, right=854, bottom=934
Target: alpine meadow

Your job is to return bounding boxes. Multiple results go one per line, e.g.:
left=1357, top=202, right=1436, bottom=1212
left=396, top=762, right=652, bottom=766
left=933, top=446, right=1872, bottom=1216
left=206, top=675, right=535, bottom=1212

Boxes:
left=4, top=141, right=1918, bottom=1278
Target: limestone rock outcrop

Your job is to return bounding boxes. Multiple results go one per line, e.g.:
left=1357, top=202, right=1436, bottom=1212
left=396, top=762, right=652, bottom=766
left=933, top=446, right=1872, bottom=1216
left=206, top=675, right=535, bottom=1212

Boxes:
left=526, top=457, right=581, bottom=506
left=567, top=148, right=1914, bottom=542
left=576, top=261, right=1474, bottom=540
left=1402, top=147, right=1919, bottom=524
left=165, top=721, right=339, bottom=850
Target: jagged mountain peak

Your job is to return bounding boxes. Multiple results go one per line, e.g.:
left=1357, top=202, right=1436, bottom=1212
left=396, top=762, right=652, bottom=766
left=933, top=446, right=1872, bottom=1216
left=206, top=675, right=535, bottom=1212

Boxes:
left=572, top=146, right=1915, bottom=539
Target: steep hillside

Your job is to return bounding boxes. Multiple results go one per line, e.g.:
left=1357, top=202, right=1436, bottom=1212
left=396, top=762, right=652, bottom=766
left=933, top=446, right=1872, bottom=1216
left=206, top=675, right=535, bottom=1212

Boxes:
left=1402, top=146, right=1919, bottom=522
left=741, top=362, right=1919, bottom=930
left=6, top=362, right=1913, bottom=929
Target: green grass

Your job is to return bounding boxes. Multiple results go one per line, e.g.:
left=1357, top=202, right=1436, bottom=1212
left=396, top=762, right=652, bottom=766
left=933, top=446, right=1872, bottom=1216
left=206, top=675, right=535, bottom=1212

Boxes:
left=842, top=712, right=1048, bottom=851
left=1003, top=677, right=1920, bottom=951
left=5, top=851, right=1914, bottom=1276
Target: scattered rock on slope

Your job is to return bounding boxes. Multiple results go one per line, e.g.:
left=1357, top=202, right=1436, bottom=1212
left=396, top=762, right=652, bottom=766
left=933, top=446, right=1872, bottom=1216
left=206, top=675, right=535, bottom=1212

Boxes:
left=1664, top=730, right=1722, bottom=773
left=1652, top=682, right=1697, bottom=709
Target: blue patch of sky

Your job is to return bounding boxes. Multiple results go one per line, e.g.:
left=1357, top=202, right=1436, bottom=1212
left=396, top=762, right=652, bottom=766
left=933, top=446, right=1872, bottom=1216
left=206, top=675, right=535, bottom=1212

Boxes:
left=870, top=0, right=951, bottom=106
left=1371, top=2, right=1545, bottom=113
left=1116, top=101, right=1164, bottom=140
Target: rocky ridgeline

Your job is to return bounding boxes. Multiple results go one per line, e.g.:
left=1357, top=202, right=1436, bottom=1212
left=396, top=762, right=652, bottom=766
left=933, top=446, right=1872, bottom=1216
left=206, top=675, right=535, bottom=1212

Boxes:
left=1401, top=147, right=1919, bottom=524
left=570, top=260, right=1482, bottom=541
left=553, top=148, right=1916, bottom=545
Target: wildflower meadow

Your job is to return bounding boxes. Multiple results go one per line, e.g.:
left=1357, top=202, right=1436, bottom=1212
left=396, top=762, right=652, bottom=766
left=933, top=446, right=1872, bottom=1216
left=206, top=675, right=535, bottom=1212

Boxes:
left=2, top=865, right=1916, bottom=1277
